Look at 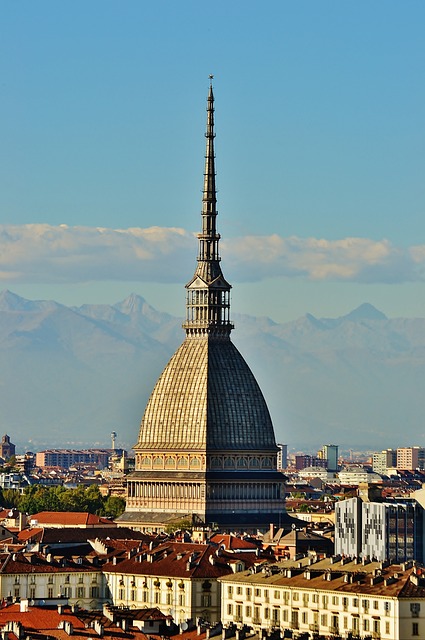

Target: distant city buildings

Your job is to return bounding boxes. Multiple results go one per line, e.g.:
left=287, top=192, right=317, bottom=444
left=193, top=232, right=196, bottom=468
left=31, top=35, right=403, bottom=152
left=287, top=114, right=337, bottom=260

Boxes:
left=277, top=443, right=288, bottom=470
left=35, top=448, right=123, bottom=470
left=0, top=434, right=15, bottom=460
left=295, top=454, right=328, bottom=471
left=318, top=444, right=339, bottom=471
left=372, top=447, right=425, bottom=474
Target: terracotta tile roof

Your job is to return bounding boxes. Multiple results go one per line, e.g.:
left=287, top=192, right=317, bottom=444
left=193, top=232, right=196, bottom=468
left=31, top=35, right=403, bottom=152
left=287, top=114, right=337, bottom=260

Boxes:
left=0, top=604, right=152, bottom=640
left=30, top=512, right=115, bottom=527
left=210, top=533, right=258, bottom=551
left=0, top=551, right=98, bottom=574
left=103, top=542, right=233, bottom=579
left=218, top=556, right=425, bottom=598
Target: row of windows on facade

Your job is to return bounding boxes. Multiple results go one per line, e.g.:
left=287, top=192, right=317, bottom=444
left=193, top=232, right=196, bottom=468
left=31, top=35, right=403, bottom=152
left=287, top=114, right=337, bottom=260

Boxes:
left=12, top=585, right=101, bottom=599
left=116, top=589, right=211, bottom=607
left=128, top=482, right=281, bottom=500
left=136, top=455, right=274, bottom=469
left=227, top=604, right=388, bottom=636
left=227, top=586, right=394, bottom=612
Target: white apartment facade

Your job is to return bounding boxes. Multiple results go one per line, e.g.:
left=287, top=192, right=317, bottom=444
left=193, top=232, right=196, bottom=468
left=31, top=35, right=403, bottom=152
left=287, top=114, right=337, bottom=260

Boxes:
left=220, top=555, right=425, bottom=640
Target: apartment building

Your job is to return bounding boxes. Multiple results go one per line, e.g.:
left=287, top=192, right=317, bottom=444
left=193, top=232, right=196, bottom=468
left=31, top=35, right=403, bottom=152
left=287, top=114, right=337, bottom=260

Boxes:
left=397, top=447, right=425, bottom=471
left=0, top=551, right=105, bottom=609
left=335, top=497, right=424, bottom=563
left=220, top=555, right=425, bottom=640
left=102, top=541, right=252, bottom=625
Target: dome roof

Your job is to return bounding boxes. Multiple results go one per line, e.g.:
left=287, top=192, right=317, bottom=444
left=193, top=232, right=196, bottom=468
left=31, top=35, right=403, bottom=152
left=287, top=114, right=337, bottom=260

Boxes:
left=136, top=336, right=277, bottom=452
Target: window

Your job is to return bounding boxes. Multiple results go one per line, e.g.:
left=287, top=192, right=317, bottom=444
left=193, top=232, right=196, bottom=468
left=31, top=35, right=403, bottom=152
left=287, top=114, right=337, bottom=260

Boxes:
left=332, top=595, right=339, bottom=605
left=65, top=575, right=70, bottom=584
left=373, top=600, right=379, bottom=610
left=245, top=606, right=251, bottom=618
left=373, top=619, right=380, bottom=634
left=236, top=586, right=242, bottom=595
left=227, top=604, right=233, bottom=615
left=63, top=586, right=71, bottom=598
left=14, top=588, right=19, bottom=598
left=291, top=610, right=299, bottom=629
left=302, top=611, right=308, bottom=624
left=272, top=608, right=279, bottom=623
left=130, top=588, right=136, bottom=601
left=264, top=607, right=269, bottom=620
left=227, top=586, right=233, bottom=596
left=29, top=587, right=35, bottom=599
left=385, top=621, right=390, bottom=634
left=312, top=593, right=318, bottom=604
left=411, top=603, right=421, bottom=617
left=77, top=587, right=85, bottom=599
left=412, top=622, right=419, bottom=636
left=274, top=590, right=280, bottom=600
left=384, top=601, right=391, bottom=614
left=201, top=594, right=211, bottom=607
left=246, top=588, right=251, bottom=600
left=255, top=588, right=261, bottom=597
left=235, top=604, right=242, bottom=620
left=282, top=609, right=288, bottom=622
left=119, top=587, right=125, bottom=600
left=179, top=594, right=185, bottom=607
left=293, top=592, right=299, bottom=602
left=48, top=587, right=53, bottom=598
left=353, top=598, right=358, bottom=607
left=321, top=614, right=328, bottom=627
left=48, top=576, right=54, bottom=584
left=154, top=591, right=160, bottom=604
left=166, top=593, right=172, bottom=605
left=362, top=599, right=369, bottom=611
left=363, top=619, right=369, bottom=632
left=143, top=590, right=148, bottom=603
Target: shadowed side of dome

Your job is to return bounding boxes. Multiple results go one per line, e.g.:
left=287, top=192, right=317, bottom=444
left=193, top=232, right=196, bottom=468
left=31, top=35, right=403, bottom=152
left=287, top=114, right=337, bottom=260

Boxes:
left=207, top=339, right=276, bottom=451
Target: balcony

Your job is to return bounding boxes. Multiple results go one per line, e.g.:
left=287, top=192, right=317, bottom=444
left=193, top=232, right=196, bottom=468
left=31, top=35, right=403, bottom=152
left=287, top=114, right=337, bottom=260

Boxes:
left=309, top=623, right=319, bottom=632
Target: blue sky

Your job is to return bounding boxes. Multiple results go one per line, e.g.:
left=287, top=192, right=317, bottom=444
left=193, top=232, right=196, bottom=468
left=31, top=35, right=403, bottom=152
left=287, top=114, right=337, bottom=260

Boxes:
left=0, top=1, right=424, bottom=321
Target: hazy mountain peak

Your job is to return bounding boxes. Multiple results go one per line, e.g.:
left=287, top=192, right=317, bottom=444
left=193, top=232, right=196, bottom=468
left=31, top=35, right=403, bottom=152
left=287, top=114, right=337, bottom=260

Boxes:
left=0, top=289, right=60, bottom=312
left=342, top=303, right=387, bottom=322
left=114, top=293, right=149, bottom=315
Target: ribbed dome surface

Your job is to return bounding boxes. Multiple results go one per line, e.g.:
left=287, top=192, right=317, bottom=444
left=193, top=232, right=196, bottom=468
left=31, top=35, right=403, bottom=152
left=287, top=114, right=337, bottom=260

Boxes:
left=137, top=336, right=276, bottom=451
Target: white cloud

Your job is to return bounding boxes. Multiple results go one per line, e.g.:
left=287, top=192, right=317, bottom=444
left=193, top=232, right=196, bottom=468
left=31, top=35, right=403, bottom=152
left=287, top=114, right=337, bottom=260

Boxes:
left=0, top=223, right=423, bottom=285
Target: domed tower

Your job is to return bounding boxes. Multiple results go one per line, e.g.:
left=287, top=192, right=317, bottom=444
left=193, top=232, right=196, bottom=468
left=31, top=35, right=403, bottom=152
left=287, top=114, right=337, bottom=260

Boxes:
left=121, top=82, right=287, bottom=531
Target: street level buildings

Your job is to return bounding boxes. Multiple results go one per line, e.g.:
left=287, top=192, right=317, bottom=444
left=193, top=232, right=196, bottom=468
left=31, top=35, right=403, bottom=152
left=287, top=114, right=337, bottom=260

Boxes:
left=220, top=555, right=425, bottom=640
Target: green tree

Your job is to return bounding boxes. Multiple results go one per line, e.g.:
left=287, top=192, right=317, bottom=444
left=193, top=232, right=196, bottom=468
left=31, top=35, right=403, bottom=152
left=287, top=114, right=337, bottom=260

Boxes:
left=101, top=495, right=126, bottom=519
left=2, top=488, right=20, bottom=509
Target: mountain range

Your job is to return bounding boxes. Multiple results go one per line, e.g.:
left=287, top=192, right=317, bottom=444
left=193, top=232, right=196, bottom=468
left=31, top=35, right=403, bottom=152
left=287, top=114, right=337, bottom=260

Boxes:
left=0, top=290, right=424, bottom=453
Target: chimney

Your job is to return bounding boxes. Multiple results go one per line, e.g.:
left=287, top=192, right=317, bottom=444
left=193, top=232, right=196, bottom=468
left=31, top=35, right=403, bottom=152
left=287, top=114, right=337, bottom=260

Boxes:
left=18, top=512, right=26, bottom=532
left=94, top=620, right=104, bottom=637
left=269, top=523, right=274, bottom=539
left=64, top=621, right=74, bottom=636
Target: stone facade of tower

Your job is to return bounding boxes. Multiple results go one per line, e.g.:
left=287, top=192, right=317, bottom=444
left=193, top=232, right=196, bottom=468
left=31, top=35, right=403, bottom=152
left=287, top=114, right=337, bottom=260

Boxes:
left=119, top=85, right=289, bottom=532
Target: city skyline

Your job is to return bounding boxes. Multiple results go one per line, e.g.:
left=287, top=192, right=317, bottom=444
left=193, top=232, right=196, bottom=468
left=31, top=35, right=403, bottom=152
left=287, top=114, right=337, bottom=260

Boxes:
left=0, top=2, right=424, bottom=323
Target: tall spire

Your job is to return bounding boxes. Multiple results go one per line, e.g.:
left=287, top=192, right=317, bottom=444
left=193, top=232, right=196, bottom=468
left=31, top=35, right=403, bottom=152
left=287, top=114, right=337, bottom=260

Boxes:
left=184, top=81, right=233, bottom=338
